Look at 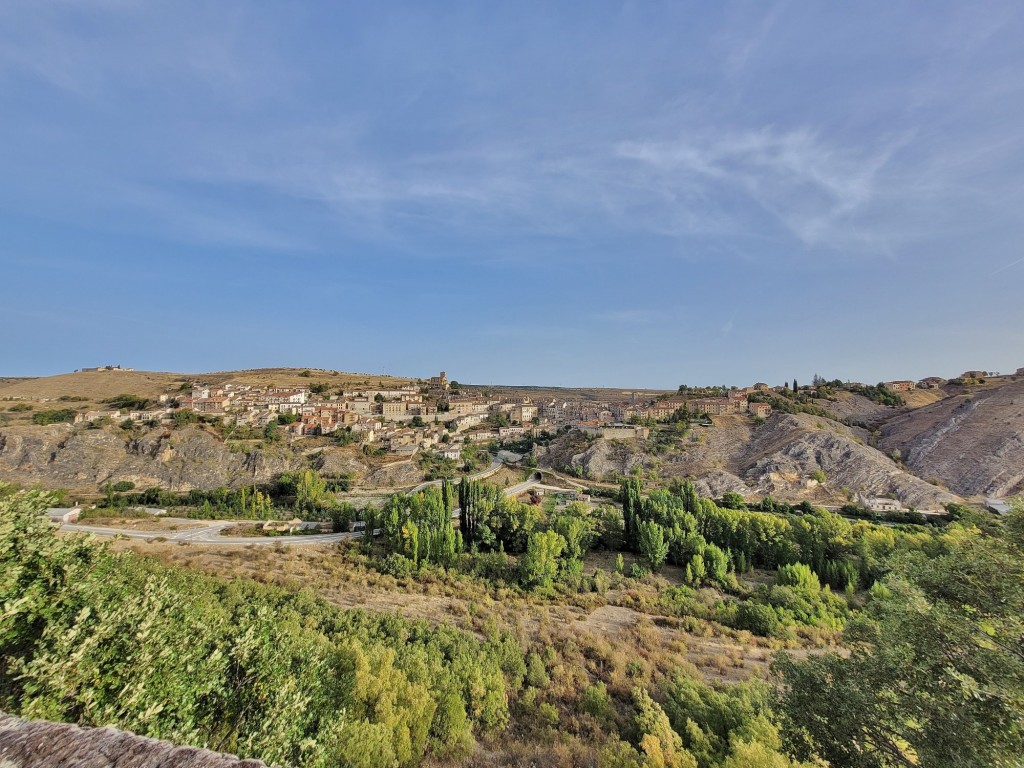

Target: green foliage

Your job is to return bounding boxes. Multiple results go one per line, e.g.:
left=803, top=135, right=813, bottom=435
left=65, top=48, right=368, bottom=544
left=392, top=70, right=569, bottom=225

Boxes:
left=581, top=681, right=614, bottom=722
left=551, top=502, right=597, bottom=560
left=637, top=520, right=669, bottom=571
left=633, top=687, right=696, bottom=768
left=719, top=492, right=747, bottom=509
left=104, top=393, right=151, bottom=410
left=776, top=562, right=820, bottom=591
left=171, top=409, right=200, bottom=426
left=775, top=509, right=1024, bottom=767
left=294, top=468, right=328, bottom=513
left=418, top=451, right=457, bottom=481
left=458, top=478, right=539, bottom=554
left=519, top=530, right=566, bottom=589
left=847, top=382, right=905, bottom=407
left=735, top=601, right=782, bottom=637
left=0, top=491, right=517, bottom=766
left=379, top=486, right=462, bottom=568
left=661, top=675, right=808, bottom=767
left=525, top=652, right=550, bottom=688
left=378, top=553, right=416, bottom=579
left=31, top=408, right=77, bottom=425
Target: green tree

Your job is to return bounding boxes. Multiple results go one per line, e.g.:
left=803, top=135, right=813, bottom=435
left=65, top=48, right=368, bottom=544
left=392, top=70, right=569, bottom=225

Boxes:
left=633, top=687, right=697, bottom=768
left=703, top=543, right=729, bottom=585
left=295, top=469, right=327, bottom=513
left=776, top=562, right=820, bottom=592
left=32, top=409, right=77, bottom=425
left=519, top=530, right=566, bottom=589
left=637, top=520, right=669, bottom=571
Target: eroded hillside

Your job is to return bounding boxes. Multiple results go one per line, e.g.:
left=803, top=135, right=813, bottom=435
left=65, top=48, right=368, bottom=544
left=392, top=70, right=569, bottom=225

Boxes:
left=538, top=411, right=959, bottom=509
left=878, top=379, right=1024, bottom=497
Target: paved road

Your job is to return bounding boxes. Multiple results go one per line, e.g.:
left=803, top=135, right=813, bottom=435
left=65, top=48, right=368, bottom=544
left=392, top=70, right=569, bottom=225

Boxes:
left=60, top=517, right=359, bottom=547
left=407, top=454, right=502, bottom=495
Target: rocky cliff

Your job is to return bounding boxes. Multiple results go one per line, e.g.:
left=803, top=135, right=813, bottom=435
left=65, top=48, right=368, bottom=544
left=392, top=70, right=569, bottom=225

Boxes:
left=878, top=379, right=1024, bottom=497
left=538, top=412, right=959, bottom=508
left=0, top=424, right=372, bottom=493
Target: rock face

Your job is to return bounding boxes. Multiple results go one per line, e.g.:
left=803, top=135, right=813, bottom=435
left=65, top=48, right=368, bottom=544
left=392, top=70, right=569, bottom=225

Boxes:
left=568, top=439, right=651, bottom=479
left=313, top=449, right=370, bottom=481
left=878, top=379, right=1024, bottom=497
left=0, top=425, right=300, bottom=492
left=539, top=412, right=959, bottom=508
left=740, top=414, right=957, bottom=508
left=363, top=460, right=424, bottom=489
left=0, top=711, right=268, bottom=767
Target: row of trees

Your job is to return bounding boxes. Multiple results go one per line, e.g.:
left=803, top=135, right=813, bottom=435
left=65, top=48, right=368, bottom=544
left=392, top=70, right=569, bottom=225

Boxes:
left=621, top=477, right=928, bottom=591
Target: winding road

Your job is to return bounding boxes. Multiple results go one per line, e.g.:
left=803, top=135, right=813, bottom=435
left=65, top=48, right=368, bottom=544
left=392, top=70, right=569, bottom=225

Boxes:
left=56, top=454, right=571, bottom=547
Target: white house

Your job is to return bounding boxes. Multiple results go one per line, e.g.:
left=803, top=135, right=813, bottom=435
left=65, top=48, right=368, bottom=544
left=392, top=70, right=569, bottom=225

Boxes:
left=46, top=507, right=82, bottom=524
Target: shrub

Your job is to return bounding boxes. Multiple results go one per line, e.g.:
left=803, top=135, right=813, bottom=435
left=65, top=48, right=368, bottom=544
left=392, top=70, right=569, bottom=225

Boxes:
left=32, top=409, right=77, bottom=425
left=378, top=553, right=416, bottom=579
left=581, top=682, right=614, bottom=721
left=735, top=601, right=781, bottom=637
left=776, top=562, right=821, bottom=592
left=525, top=652, right=550, bottom=688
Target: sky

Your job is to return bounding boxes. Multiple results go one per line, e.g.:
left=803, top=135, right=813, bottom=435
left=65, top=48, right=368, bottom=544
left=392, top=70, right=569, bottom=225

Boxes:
left=1, top=1, right=1023, bottom=388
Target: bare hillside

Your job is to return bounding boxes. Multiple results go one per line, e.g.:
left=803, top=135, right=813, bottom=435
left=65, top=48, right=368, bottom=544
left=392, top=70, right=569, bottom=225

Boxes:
left=0, top=367, right=416, bottom=406
left=538, top=412, right=958, bottom=509
left=879, top=378, right=1024, bottom=498
left=0, top=424, right=381, bottom=493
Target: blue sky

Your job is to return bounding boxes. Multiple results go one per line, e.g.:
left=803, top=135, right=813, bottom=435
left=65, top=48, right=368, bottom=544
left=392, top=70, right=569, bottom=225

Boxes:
left=2, top=1, right=1023, bottom=387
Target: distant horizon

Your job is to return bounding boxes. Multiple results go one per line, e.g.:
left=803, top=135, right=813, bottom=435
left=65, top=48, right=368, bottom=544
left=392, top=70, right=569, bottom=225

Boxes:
left=3, top=360, right=1018, bottom=393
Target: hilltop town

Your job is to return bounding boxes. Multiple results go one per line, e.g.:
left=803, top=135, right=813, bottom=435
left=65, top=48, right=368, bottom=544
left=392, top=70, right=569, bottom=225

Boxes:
left=11, top=365, right=1020, bottom=463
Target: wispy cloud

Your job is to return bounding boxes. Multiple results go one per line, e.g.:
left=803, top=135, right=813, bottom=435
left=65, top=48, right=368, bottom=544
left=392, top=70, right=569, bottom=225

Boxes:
left=616, top=128, right=912, bottom=249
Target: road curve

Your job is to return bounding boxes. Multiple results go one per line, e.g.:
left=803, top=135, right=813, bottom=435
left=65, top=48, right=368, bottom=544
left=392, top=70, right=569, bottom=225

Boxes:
left=407, top=454, right=502, bottom=495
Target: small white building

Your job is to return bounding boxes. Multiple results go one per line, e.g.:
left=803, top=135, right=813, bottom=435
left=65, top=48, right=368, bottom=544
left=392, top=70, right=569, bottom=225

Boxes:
left=866, top=497, right=902, bottom=513
left=436, top=446, right=462, bottom=461
left=46, top=507, right=82, bottom=524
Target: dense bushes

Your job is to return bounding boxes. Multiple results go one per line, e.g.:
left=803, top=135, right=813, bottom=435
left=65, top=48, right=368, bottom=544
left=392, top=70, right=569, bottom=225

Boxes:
left=774, top=501, right=1024, bottom=767
left=31, top=408, right=77, bottom=425
left=0, top=491, right=518, bottom=766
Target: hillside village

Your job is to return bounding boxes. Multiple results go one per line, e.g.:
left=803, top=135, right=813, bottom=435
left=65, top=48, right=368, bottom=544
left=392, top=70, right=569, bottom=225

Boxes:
left=6, top=366, right=1023, bottom=464
left=85, top=366, right=1024, bottom=458
left=3, top=365, right=1023, bottom=514
left=54, top=370, right=783, bottom=458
